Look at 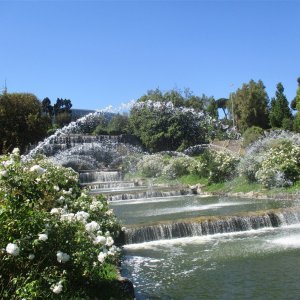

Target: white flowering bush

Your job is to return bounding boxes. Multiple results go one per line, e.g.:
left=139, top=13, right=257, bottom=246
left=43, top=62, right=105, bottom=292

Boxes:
left=136, top=154, right=165, bottom=177
left=0, top=150, right=123, bottom=299
left=254, top=141, right=300, bottom=187
left=207, top=150, right=240, bottom=183
left=162, top=156, right=193, bottom=179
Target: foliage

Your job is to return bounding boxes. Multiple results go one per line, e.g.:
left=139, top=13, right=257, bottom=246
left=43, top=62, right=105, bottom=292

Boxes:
left=229, top=80, right=270, bottom=132
left=133, top=149, right=239, bottom=184
left=93, top=114, right=129, bottom=135
left=239, top=131, right=300, bottom=188
left=0, top=150, right=122, bottom=299
left=129, top=100, right=221, bottom=152
left=0, top=92, right=50, bottom=154
left=269, top=83, right=292, bottom=128
left=206, top=150, right=240, bottom=183
left=55, top=111, right=72, bottom=128
left=136, top=154, right=165, bottom=177
left=254, top=141, right=300, bottom=187
left=242, top=126, right=264, bottom=148
left=107, top=114, right=129, bottom=134
left=293, top=78, right=300, bottom=133
left=162, top=156, right=193, bottom=179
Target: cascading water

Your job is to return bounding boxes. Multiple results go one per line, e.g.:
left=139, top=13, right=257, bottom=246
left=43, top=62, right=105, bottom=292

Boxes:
left=25, top=108, right=144, bottom=171
left=124, top=208, right=300, bottom=244
left=26, top=105, right=300, bottom=299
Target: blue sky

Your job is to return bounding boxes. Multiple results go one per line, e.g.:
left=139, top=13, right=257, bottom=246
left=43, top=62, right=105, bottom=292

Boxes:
left=1, top=0, right=299, bottom=110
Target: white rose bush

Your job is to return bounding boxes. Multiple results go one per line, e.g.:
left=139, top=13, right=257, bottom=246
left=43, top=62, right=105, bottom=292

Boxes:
left=0, top=150, right=123, bottom=299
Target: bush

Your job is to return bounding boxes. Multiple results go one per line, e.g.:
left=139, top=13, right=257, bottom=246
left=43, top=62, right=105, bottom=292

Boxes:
left=0, top=149, right=122, bottom=299
left=255, top=141, right=300, bottom=187
left=208, top=150, right=240, bottom=183
left=136, top=154, right=165, bottom=177
left=162, top=156, right=192, bottom=179
left=242, top=126, right=264, bottom=148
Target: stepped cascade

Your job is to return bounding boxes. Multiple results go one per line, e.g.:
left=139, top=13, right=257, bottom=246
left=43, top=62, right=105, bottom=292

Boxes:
left=30, top=119, right=300, bottom=299
left=124, top=209, right=300, bottom=244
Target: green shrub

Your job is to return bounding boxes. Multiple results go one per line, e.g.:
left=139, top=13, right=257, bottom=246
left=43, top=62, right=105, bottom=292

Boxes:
left=242, top=126, right=264, bottom=148
left=162, top=156, right=192, bottom=179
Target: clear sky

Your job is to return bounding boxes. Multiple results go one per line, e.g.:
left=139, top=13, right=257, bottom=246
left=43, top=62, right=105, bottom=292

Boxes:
left=1, top=0, right=299, bottom=110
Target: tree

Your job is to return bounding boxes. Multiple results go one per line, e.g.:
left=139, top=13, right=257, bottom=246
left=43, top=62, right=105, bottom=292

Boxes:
left=53, top=98, right=72, bottom=115
left=107, top=114, right=129, bottom=134
left=0, top=93, right=49, bottom=153
left=229, top=80, right=270, bottom=132
left=129, top=101, right=209, bottom=152
left=206, top=98, right=218, bottom=119
left=41, top=97, right=53, bottom=117
left=269, top=83, right=292, bottom=128
left=216, top=98, right=229, bottom=119
left=53, top=98, right=73, bottom=128
left=292, top=77, right=300, bottom=132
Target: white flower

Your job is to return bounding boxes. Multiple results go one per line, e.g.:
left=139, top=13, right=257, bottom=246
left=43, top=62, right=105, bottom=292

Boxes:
left=121, top=226, right=126, bottom=231
left=60, top=213, right=75, bottom=222
left=56, top=251, right=70, bottom=263
left=3, top=160, right=13, bottom=167
left=57, top=196, right=65, bottom=204
left=106, top=236, right=114, bottom=247
left=28, top=254, right=35, bottom=260
left=85, top=221, right=100, bottom=233
left=108, top=245, right=119, bottom=256
left=53, top=185, right=60, bottom=191
left=97, top=251, right=107, bottom=263
left=29, top=165, right=46, bottom=175
left=75, top=211, right=90, bottom=223
left=51, top=281, right=63, bottom=294
left=89, top=200, right=103, bottom=211
left=38, top=233, right=48, bottom=241
left=105, top=209, right=113, bottom=216
left=6, top=243, right=20, bottom=256
left=93, top=235, right=106, bottom=245
left=50, top=208, right=62, bottom=215
left=12, top=148, right=20, bottom=155
left=62, top=189, right=71, bottom=195
left=0, top=170, right=8, bottom=178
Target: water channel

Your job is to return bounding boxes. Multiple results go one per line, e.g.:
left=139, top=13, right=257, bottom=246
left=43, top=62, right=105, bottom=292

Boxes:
left=105, top=181, right=300, bottom=299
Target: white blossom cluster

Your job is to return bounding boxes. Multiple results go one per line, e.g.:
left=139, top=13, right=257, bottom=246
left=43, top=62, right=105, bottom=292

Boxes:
left=0, top=150, right=121, bottom=297
left=136, top=154, right=165, bottom=177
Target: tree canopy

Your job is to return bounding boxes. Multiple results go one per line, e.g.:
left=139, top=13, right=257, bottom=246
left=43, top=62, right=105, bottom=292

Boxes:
left=0, top=92, right=50, bottom=153
left=269, top=83, right=292, bottom=128
left=229, top=80, right=270, bottom=132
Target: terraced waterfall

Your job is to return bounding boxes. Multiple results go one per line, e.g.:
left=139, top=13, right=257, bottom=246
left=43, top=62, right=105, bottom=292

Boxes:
left=30, top=126, right=300, bottom=299
left=82, top=168, right=300, bottom=300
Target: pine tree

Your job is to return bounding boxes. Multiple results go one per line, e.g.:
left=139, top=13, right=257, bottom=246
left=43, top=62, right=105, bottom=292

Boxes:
left=269, top=83, right=292, bottom=128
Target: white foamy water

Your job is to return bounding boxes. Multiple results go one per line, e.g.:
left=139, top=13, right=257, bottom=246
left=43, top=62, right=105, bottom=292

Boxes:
left=271, top=234, right=300, bottom=248
left=143, top=202, right=249, bottom=217
left=110, top=195, right=193, bottom=205
left=124, top=223, right=300, bottom=250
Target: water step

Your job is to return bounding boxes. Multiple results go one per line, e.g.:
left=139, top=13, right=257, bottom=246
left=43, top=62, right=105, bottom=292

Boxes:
left=79, top=171, right=122, bottom=183
left=107, top=189, right=191, bottom=201
left=123, top=208, right=300, bottom=244
left=82, top=181, right=137, bottom=190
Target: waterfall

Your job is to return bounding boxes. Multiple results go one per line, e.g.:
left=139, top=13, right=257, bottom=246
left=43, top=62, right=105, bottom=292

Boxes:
left=108, top=189, right=191, bottom=201
left=124, top=209, right=300, bottom=244
left=79, top=171, right=122, bottom=183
